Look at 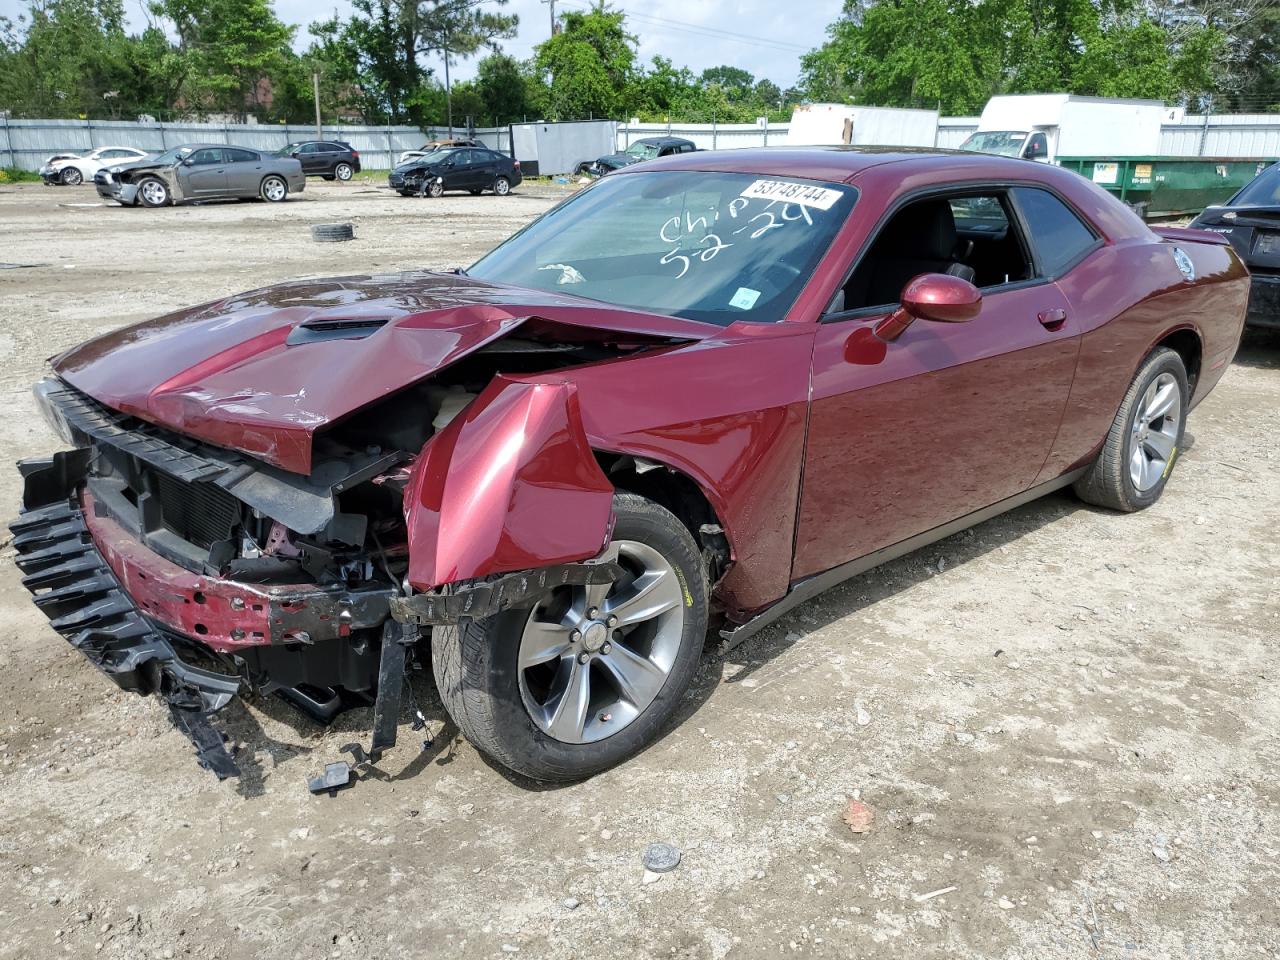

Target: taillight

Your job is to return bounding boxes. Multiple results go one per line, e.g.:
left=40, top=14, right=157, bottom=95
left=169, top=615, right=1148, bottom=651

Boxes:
left=352, top=150, right=360, bottom=160
left=513, top=159, right=521, bottom=169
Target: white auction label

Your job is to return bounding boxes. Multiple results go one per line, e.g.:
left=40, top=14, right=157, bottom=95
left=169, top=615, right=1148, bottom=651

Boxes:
left=739, top=179, right=842, bottom=210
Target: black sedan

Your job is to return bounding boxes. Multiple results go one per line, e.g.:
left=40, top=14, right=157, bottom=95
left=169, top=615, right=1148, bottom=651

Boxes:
left=585, top=136, right=697, bottom=176
left=388, top=146, right=521, bottom=197
left=1191, top=162, right=1280, bottom=328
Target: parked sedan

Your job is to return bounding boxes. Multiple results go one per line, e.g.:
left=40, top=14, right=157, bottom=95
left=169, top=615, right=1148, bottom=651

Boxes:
left=13, top=148, right=1247, bottom=785
left=276, top=140, right=362, bottom=180
left=584, top=136, right=697, bottom=176
left=94, top=144, right=305, bottom=207
left=39, top=146, right=150, bottom=186
left=388, top=146, right=521, bottom=197
left=1191, top=162, right=1280, bottom=327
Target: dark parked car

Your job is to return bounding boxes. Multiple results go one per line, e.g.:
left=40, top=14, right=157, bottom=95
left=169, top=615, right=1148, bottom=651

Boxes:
left=1191, top=162, right=1280, bottom=327
left=94, top=144, right=305, bottom=206
left=277, top=140, right=362, bottom=181
left=388, top=146, right=521, bottom=197
left=14, top=148, right=1248, bottom=785
left=585, top=136, right=697, bottom=175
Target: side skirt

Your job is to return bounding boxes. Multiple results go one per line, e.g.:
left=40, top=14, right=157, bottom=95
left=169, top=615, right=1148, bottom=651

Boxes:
left=720, top=468, right=1088, bottom=649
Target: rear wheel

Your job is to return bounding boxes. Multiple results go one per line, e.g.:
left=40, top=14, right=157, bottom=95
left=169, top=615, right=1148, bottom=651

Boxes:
left=432, top=493, right=707, bottom=781
left=60, top=167, right=83, bottom=186
left=136, top=176, right=170, bottom=207
left=334, top=162, right=354, bottom=181
left=260, top=175, right=288, bottom=202
left=493, top=176, right=510, bottom=196
left=1074, top=347, right=1189, bottom=512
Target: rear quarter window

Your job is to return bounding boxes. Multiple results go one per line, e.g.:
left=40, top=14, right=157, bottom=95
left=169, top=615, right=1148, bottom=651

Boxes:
left=1012, top=187, right=1099, bottom=277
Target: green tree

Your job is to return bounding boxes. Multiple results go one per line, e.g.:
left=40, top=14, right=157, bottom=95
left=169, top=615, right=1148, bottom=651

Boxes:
left=474, top=51, right=541, bottom=123
left=534, top=5, right=636, bottom=119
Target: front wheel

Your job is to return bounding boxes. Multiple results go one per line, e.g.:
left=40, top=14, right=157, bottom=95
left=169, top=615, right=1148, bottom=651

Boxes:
left=334, top=162, right=353, bottom=181
left=421, top=179, right=443, bottom=198
left=1074, top=347, right=1189, bottom=512
left=432, top=493, right=707, bottom=782
left=136, top=176, right=170, bottom=207
left=260, top=175, right=288, bottom=202
left=60, top=167, right=83, bottom=186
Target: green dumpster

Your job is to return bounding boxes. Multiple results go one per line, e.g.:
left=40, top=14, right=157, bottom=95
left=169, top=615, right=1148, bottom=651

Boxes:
left=1057, top=156, right=1276, bottom=219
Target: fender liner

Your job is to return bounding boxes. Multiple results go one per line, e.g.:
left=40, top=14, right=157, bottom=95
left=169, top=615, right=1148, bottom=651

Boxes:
left=403, top=376, right=615, bottom=590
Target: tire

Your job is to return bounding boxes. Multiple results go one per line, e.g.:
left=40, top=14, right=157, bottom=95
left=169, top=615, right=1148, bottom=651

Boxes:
left=1074, top=347, right=1189, bottom=512
left=260, top=175, right=288, bottom=202
left=421, top=179, right=443, bottom=198
left=334, top=162, right=353, bottom=181
left=311, top=222, right=354, bottom=242
left=432, top=492, right=708, bottom=782
left=493, top=176, right=510, bottom=196
left=397, top=190, right=413, bottom=197
left=136, top=176, right=170, bottom=207
left=60, top=167, right=83, bottom=186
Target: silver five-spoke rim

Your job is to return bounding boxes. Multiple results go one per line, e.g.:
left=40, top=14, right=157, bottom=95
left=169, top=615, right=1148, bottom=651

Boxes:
left=336, top=164, right=352, bottom=180
left=495, top=178, right=509, bottom=195
left=517, top=541, right=686, bottom=744
left=141, top=180, right=166, bottom=205
left=263, top=178, right=286, bottom=201
left=1130, top=372, right=1181, bottom=492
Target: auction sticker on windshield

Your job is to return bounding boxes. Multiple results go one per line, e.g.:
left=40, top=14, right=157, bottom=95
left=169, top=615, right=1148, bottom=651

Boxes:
left=740, top=179, right=843, bottom=210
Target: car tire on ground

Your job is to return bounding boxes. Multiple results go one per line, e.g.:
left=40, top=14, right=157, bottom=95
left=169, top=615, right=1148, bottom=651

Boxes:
left=260, top=175, right=288, bottom=202
left=136, top=176, right=171, bottom=207
left=311, top=222, right=354, bottom=243
left=422, top=179, right=444, bottom=198
left=432, top=492, right=708, bottom=782
left=334, top=163, right=354, bottom=181
left=60, top=167, right=83, bottom=186
left=493, top=176, right=510, bottom=196
left=1074, top=347, right=1189, bottom=512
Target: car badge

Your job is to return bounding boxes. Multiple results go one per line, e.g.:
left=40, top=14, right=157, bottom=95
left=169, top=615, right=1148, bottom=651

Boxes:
left=1172, top=247, right=1195, bottom=282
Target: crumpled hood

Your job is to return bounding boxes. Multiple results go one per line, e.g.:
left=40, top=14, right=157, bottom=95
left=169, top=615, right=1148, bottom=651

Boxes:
left=52, top=271, right=710, bottom=475
left=595, top=153, right=638, bottom=170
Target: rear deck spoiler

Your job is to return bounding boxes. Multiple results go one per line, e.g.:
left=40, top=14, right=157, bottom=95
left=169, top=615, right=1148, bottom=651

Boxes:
left=1151, top=225, right=1231, bottom=246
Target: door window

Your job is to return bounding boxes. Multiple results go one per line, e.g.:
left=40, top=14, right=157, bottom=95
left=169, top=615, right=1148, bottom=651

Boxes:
left=1011, top=188, right=1099, bottom=278
left=839, top=191, right=1033, bottom=311
left=1023, top=132, right=1049, bottom=160
left=188, top=149, right=223, bottom=166
left=298, top=142, right=321, bottom=154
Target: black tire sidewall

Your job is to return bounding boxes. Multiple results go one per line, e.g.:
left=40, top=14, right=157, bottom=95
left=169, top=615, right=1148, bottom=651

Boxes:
left=493, top=177, right=509, bottom=195
left=426, top=181, right=443, bottom=198
left=436, top=496, right=708, bottom=780
left=1120, top=351, right=1189, bottom=510
left=61, top=167, right=82, bottom=185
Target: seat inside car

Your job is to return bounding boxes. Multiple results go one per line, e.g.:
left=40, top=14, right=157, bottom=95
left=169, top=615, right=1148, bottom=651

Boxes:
left=844, top=199, right=977, bottom=308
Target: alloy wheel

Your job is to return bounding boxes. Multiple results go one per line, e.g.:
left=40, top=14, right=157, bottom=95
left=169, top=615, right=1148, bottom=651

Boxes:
left=262, top=177, right=286, bottom=202
left=517, top=541, right=686, bottom=744
left=335, top=163, right=353, bottom=181
left=494, top=177, right=510, bottom=196
left=140, top=179, right=167, bottom=206
left=61, top=167, right=82, bottom=185
left=1129, top=371, right=1181, bottom=492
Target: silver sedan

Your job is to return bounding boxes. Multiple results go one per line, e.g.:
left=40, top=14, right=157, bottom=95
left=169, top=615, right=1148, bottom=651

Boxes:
left=94, top=143, right=306, bottom=207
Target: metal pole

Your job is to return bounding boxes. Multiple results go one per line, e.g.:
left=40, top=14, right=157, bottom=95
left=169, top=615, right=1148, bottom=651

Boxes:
left=1, top=116, right=13, bottom=168
left=313, top=71, right=323, bottom=140
left=1198, top=97, right=1212, bottom=157
left=543, top=0, right=556, bottom=36
left=444, top=42, right=453, bottom=138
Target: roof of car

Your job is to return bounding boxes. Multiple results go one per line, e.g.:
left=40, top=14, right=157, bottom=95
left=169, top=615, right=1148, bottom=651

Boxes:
left=636, top=136, right=695, bottom=146
left=623, top=145, right=1053, bottom=183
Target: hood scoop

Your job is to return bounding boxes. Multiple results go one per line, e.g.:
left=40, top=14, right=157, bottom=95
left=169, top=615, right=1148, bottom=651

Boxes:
left=286, top=316, right=391, bottom=345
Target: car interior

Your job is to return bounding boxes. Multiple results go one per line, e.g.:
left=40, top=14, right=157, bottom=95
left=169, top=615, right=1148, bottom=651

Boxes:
left=838, top=193, right=1034, bottom=312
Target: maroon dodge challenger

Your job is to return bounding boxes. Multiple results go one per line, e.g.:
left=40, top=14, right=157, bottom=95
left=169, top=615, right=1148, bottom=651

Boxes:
left=12, top=148, right=1249, bottom=784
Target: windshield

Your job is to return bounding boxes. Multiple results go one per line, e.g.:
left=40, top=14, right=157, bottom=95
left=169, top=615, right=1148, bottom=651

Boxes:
left=468, top=170, right=857, bottom=326
left=276, top=143, right=303, bottom=156
left=148, top=147, right=191, bottom=165
left=1233, top=165, right=1280, bottom=206
left=960, top=131, right=1028, bottom=157
left=625, top=142, right=660, bottom=160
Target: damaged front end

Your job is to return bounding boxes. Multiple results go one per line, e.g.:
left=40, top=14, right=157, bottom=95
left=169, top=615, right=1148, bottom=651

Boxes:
left=12, top=317, right=673, bottom=781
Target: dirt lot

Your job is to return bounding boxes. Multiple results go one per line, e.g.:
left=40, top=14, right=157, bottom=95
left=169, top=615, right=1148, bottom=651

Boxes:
left=1, top=178, right=1278, bottom=960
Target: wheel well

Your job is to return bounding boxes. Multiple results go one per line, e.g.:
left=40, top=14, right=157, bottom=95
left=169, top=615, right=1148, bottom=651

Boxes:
left=1156, top=329, right=1202, bottom=391
left=597, top=452, right=731, bottom=584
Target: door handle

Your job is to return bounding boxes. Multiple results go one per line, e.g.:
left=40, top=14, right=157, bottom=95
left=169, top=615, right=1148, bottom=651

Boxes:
left=1038, top=308, right=1067, bottom=331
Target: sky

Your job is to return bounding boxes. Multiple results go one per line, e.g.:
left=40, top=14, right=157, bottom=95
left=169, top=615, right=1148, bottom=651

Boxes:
left=0, top=0, right=846, bottom=87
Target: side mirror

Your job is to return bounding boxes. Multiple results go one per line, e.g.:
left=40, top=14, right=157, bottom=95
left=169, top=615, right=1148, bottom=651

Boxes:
left=1024, top=139, right=1047, bottom=160
left=874, top=273, right=982, bottom=341
left=181, top=158, right=194, bottom=166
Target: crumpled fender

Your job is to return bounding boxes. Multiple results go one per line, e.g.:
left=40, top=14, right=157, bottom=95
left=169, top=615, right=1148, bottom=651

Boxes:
left=403, top=375, right=615, bottom=590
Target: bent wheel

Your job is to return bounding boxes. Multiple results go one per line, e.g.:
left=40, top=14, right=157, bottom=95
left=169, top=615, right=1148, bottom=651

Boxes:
left=1074, top=347, right=1189, bottom=512
left=422, top=179, right=443, bottom=198
left=432, top=493, right=707, bottom=781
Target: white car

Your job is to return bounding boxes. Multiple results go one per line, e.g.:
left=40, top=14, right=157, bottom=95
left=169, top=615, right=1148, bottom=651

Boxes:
left=39, top=146, right=151, bottom=186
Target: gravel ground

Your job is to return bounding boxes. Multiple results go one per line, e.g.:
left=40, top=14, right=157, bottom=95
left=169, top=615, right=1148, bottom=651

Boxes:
left=1, top=178, right=1277, bottom=960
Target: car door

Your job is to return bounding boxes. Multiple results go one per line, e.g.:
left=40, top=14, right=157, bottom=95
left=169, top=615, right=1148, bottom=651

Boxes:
left=791, top=186, right=1080, bottom=581
left=440, top=149, right=472, bottom=190
left=180, top=148, right=228, bottom=196
left=222, top=148, right=264, bottom=196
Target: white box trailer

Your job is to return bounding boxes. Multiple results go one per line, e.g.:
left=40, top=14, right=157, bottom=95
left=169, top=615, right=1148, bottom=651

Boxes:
left=787, top=103, right=940, bottom=148
left=509, top=120, right=617, bottom=177
left=959, top=94, right=1179, bottom=162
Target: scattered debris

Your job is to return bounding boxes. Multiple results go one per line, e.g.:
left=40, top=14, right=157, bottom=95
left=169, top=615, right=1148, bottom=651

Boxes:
left=998, top=897, right=1016, bottom=910
left=842, top=798, right=876, bottom=834
left=855, top=700, right=872, bottom=726
left=307, top=761, right=353, bottom=796
left=913, top=885, right=956, bottom=903
left=642, top=842, right=681, bottom=873
left=561, top=897, right=580, bottom=910
left=641, top=870, right=664, bottom=885
left=1152, top=835, right=1172, bottom=863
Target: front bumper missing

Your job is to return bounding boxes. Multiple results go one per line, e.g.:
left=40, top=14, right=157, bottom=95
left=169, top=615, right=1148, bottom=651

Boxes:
left=10, top=498, right=243, bottom=777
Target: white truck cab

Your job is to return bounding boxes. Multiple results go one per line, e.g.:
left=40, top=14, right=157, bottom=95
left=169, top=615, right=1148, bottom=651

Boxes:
left=959, top=94, right=1179, bottom=162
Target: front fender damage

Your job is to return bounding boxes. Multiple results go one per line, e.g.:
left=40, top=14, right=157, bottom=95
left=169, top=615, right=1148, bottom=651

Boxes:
left=402, top=375, right=616, bottom=591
